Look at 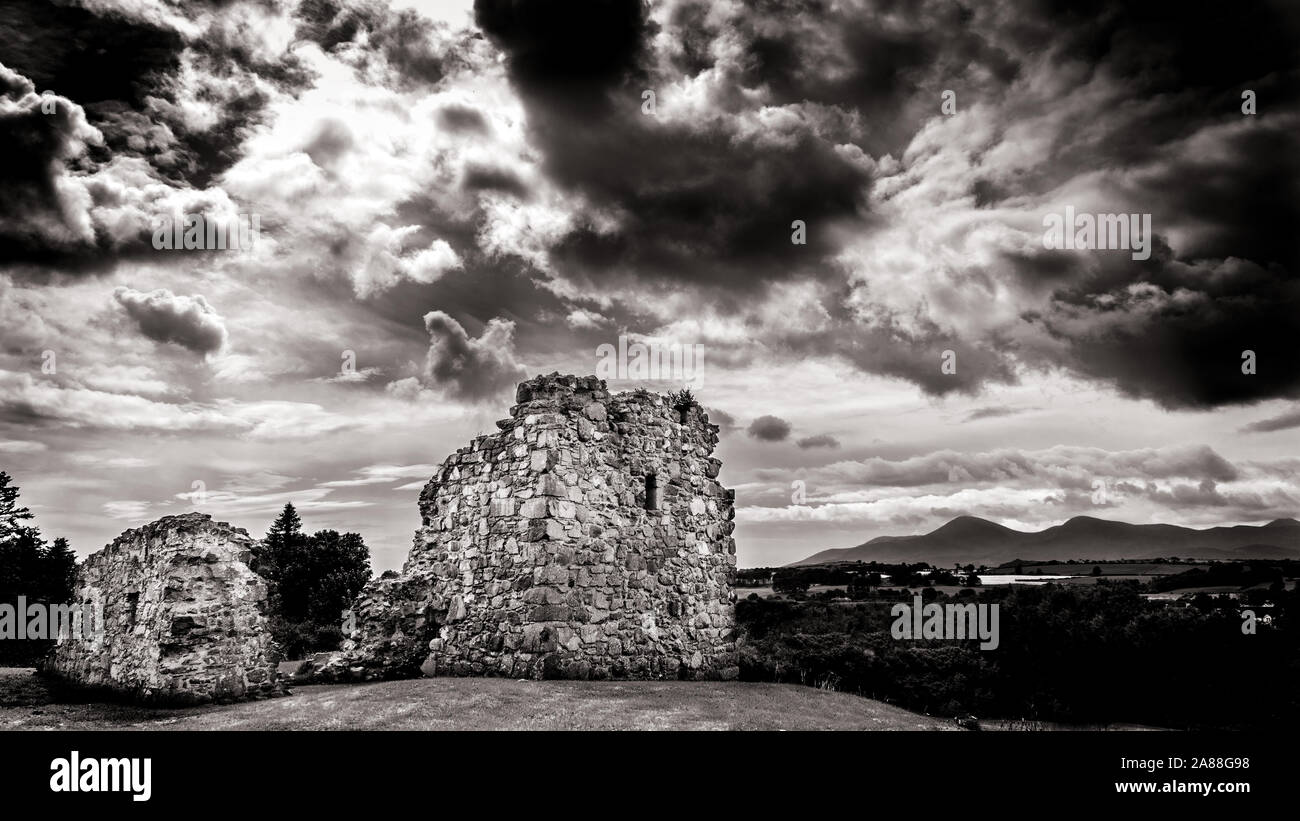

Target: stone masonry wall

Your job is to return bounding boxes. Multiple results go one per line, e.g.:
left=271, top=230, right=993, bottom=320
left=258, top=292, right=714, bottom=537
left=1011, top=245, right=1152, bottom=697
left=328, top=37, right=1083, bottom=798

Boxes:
left=43, top=513, right=284, bottom=703
left=335, top=373, right=738, bottom=680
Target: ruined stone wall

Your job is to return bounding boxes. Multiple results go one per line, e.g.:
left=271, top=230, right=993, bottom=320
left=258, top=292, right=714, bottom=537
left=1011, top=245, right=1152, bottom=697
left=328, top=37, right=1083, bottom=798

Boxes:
left=43, top=513, right=284, bottom=703
left=338, top=373, right=738, bottom=680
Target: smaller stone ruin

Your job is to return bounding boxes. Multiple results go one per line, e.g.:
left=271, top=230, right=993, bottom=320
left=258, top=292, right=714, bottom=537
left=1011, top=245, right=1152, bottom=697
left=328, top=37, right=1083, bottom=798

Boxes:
left=42, top=513, right=283, bottom=703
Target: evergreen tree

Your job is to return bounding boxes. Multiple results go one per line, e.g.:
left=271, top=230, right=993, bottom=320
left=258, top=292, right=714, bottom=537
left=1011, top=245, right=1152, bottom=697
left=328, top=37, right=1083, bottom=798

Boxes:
left=46, top=537, right=77, bottom=601
left=252, top=502, right=305, bottom=584
left=265, top=502, right=304, bottom=551
left=0, top=471, right=35, bottom=543
left=0, top=472, right=46, bottom=602
left=0, top=473, right=74, bottom=664
left=253, top=504, right=372, bottom=658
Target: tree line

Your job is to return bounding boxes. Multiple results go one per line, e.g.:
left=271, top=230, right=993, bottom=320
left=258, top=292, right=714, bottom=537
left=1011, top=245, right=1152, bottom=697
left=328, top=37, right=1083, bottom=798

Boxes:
left=736, top=580, right=1300, bottom=729
left=0, top=470, right=371, bottom=664
left=0, top=472, right=76, bottom=664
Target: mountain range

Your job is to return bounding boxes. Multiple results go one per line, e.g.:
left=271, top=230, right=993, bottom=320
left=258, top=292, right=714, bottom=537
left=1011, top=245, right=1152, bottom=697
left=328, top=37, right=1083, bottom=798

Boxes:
left=790, top=515, right=1300, bottom=566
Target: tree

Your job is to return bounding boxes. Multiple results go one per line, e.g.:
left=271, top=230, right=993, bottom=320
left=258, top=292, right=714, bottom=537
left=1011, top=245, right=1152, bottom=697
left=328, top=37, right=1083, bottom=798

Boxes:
left=253, top=505, right=372, bottom=658
left=252, top=503, right=306, bottom=595
left=772, top=570, right=810, bottom=598
left=0, top=528, right=46, bottom=599
left=301, top=530, right=371, bottom=624
left=46, top=538, right=77, bottom=601
left=0, top=474, right=76, bottom=664
left=1091, top=565, right=1102, bottom=577
left=264, top=502, right=305, bottom=553
left=0, top=472, right=48, bottom=601
left=0, top=471, right=34, bottom=543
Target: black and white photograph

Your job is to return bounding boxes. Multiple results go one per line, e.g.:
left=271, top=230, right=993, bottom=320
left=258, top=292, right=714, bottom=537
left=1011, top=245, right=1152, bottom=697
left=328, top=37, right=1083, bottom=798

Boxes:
left=0, top=0, right=1296, bottom=805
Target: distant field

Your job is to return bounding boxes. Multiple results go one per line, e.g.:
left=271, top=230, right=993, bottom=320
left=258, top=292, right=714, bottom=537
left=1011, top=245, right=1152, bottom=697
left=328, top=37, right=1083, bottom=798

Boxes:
left=0, top=669, right=954, bottom=731
left=740, top=562, right=1242, bottom=600
left=1003, top=562, right=1203, bottom=576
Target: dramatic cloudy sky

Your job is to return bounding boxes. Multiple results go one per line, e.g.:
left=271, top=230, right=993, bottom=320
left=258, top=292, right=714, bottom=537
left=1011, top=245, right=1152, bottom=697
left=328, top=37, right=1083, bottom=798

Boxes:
left=1, top=0, right=1297, bottom=569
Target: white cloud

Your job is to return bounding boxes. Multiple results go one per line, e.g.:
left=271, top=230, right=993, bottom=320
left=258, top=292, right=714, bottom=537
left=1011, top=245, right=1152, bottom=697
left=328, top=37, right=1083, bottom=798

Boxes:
left=0, top=440, right=47, bottom=454
left=319, top=463, right=438, bottom=488
left=102, top=500, right=152, bottom=521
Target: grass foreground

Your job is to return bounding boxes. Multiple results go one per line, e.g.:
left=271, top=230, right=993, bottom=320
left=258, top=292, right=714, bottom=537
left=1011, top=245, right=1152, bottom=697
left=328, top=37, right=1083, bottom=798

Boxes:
left=0, top=667, right=954, bottom=731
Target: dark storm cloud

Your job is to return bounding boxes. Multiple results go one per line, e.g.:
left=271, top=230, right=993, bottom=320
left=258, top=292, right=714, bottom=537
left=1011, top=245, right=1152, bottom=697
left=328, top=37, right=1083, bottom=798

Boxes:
left=422, top=310, right=528, bottom=401
left=297, top=0, right=466, bottom=88
left=704, top=407, right=736, bottom=432
left=963, top=407, right=1023, bottom=423
left=747, top=415, right=792, bottom=442
left=1025, top=0, right=1300, bottom=103
left=0, top=64, right=95, bottom=246
left=816, top=445, right=1242, bottom=489
left=776, top=316, right=1017, bottom=398
left=1241, top=407, right=1300, bottom=434
left=1114, top=477, right=1296, bottom=519
left=952, top=1, right=1300, bottom=205
left=462, top=165, right=530, bottom=198
left=958, top=0, right=1299, bottom=408
left=0, top=0, right=301, bottom=191
left=475, top=0, right=871, bottom=293
left=796, top=434, right=840, bottom=449
left=1024, top=256, right=1300, bottom=409
left=474, top=0, right=1300, bottom=409
left=545, top=132, right=869, bottom=291
left=4, top=0, right=1296, bottom=416
left=712, top=0, right=1020, bottom=157
left=1138, top=479, right=1230, bottom=510
left=0, top=0, right=311, bottom=271
left=474, top=0, right=649, bottom=104
left=0, top=0, right=183, bottom=110
left=437, top=104, right=489, bottom=134
left=1156, top=121, right=1300, bottom=271
left=113, top=287, right=228, bottom=354
left=0, top=57, right=259, bottom=275
left=162, top=80, right=278, bottom=190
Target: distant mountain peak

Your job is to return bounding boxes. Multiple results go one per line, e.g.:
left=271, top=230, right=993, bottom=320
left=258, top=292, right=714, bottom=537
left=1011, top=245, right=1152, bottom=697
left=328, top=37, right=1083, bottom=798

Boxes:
left=1057, top=515, right=1124, bottom=529
left=930, top=515, right=1015, bottom=534
left=789, top=513, right=1300, bottom=566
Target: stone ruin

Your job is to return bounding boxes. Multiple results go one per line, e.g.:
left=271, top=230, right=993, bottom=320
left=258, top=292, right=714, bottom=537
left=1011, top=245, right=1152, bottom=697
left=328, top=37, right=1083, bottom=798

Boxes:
left=329, top=373, right=739, bottom=680
left=41, top=374, right=738, bottom=700
left=42, top=513, right=284, bottom=703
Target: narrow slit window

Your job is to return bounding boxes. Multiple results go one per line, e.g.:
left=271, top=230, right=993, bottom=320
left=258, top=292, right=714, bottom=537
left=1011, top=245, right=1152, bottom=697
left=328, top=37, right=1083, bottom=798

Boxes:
left=645, top=473, right=658, bottom=511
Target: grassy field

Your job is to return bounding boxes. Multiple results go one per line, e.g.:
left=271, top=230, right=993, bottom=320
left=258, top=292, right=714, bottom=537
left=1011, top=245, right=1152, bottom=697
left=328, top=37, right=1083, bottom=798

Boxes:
left=739, top=563, right=1226, bottom=600
left=0, top=668, right=954, bottom=731
left=1002, top=562, right=1199, bottom=576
